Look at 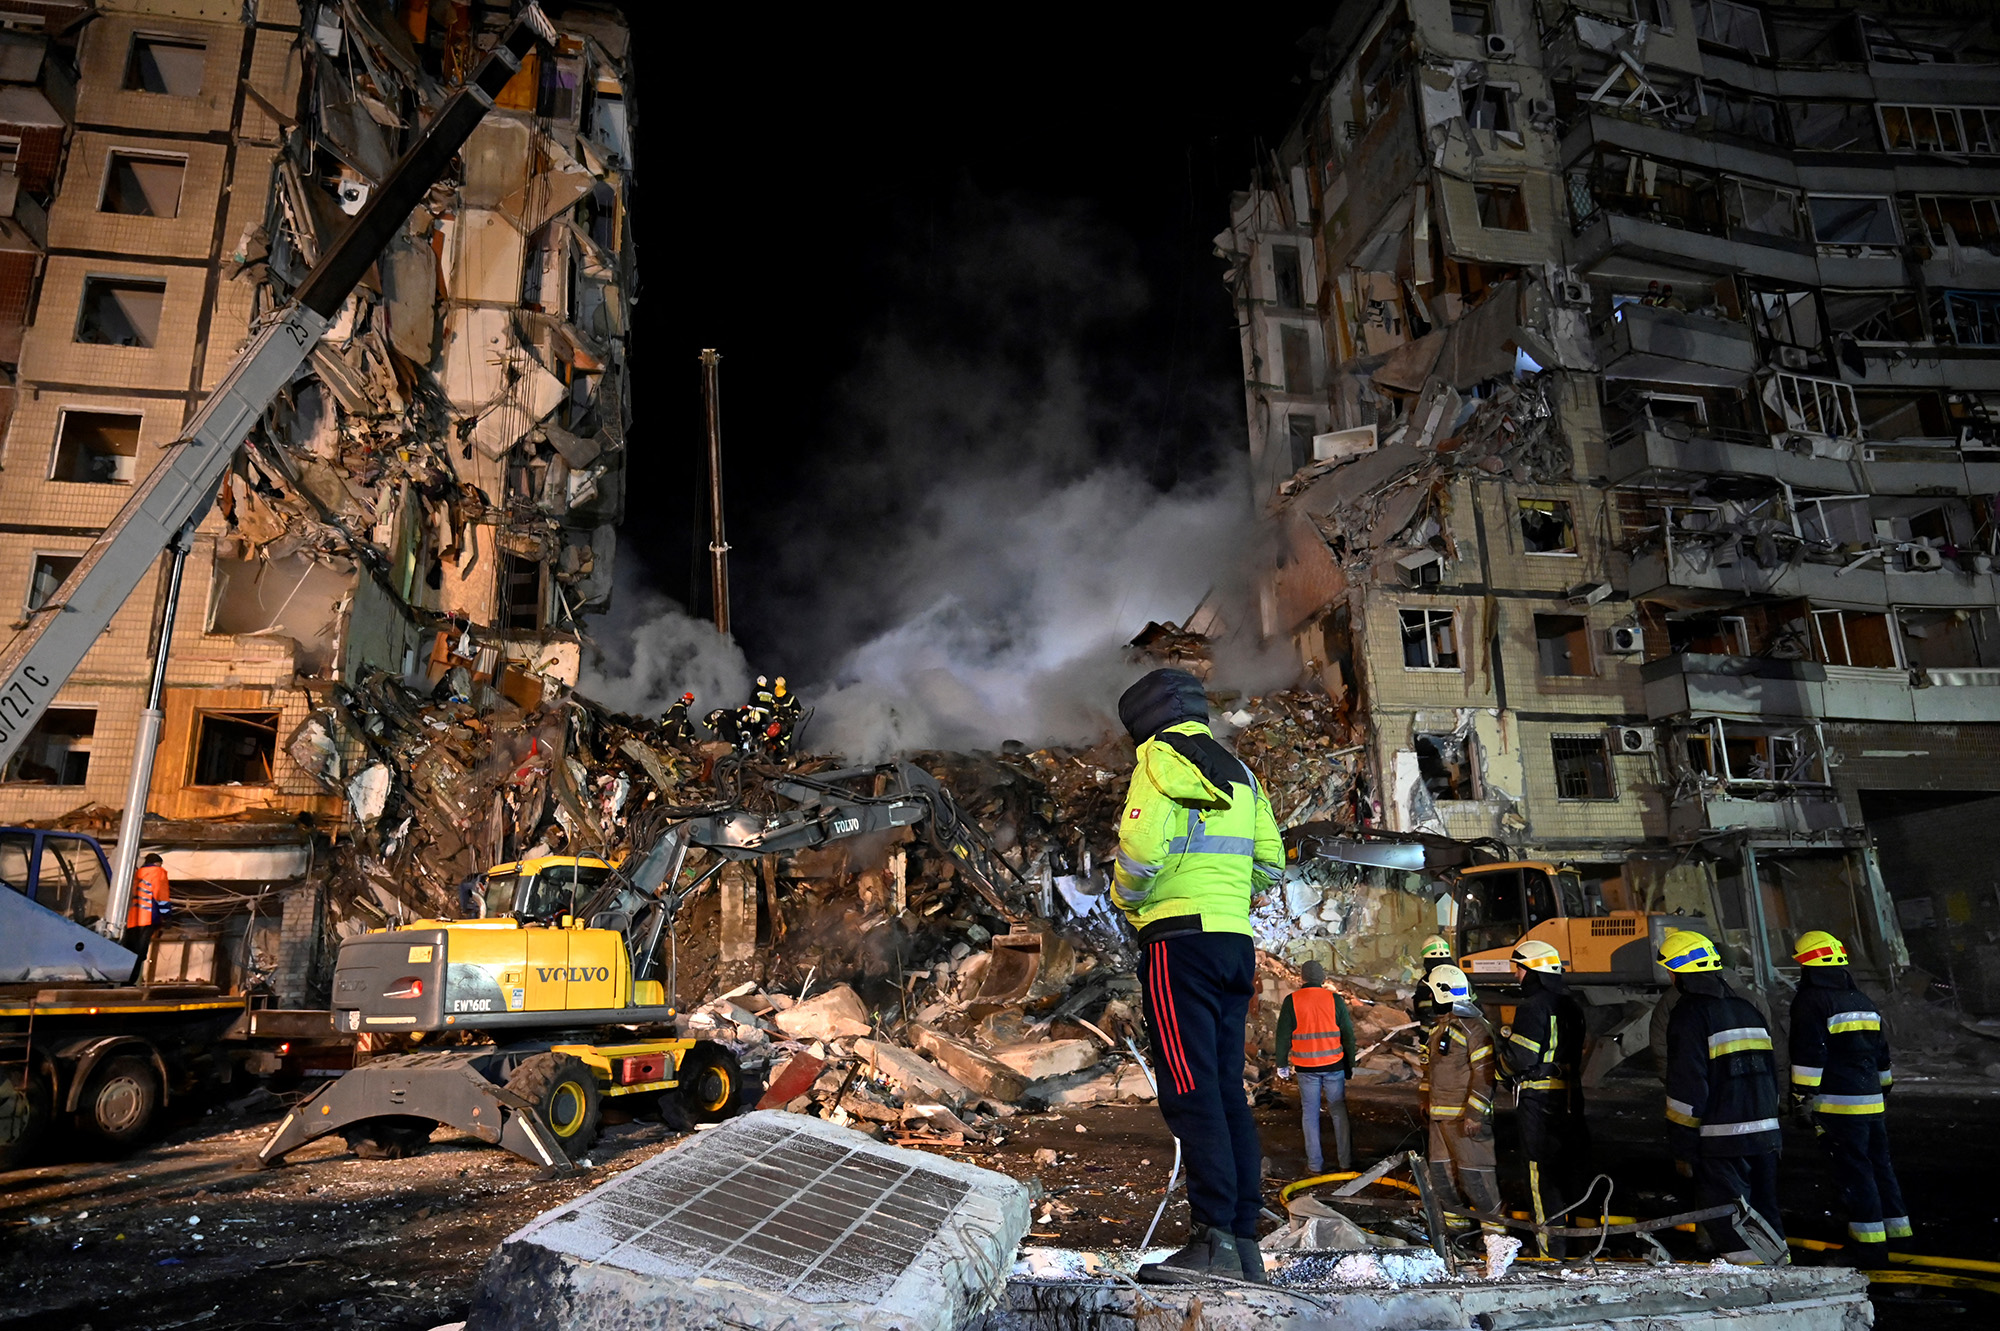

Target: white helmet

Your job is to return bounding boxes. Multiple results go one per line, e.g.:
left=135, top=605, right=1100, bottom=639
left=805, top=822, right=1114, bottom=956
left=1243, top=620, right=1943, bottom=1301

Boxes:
left=1424, top=964, right=1472, bottom=1006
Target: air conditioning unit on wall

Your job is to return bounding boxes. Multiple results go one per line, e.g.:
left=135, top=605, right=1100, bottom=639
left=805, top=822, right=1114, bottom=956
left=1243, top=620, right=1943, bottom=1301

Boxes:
left=1608, top=726, right=1657, bottom=755
left=1905, top=544, right=1944, bottom=571
left=1485, top=33, right=1516, bottom=59
left=1777, top=345, right=1811, bottom=370
left=1606, top=625, right=1645, bottom=654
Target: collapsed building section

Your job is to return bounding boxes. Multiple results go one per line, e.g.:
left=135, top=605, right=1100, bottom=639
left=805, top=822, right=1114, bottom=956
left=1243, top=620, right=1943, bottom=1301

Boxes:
left=1222, top=0, right=2000, bottom=1013
left=0, top=0, right=635, bottom=1002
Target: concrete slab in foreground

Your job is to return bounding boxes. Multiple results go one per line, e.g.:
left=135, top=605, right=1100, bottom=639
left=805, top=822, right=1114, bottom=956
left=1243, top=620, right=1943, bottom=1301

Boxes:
left=981, top=1252, right=1872, bottom=1331
left=465, top=1110, right=1032, bottom=1331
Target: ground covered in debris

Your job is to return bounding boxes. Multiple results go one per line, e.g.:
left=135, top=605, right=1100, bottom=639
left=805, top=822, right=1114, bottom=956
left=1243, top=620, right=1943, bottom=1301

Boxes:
left=3, top=1079, right=1994, bottom=1331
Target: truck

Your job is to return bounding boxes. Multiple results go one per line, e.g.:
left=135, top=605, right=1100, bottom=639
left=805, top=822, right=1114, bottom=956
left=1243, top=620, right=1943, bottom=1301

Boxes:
left=0, top=8, right=561, bottom=1169
left=0, top=828, right=340, bottom=1167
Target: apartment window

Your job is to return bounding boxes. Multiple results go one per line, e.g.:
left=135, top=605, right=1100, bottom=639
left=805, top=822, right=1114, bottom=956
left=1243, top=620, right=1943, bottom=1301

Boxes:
left=1880, top=105, right=2000, bottom=156
left=1707, top=91, right=1778, bottom=141
left=192, top=710, right=278, bottom=786
left=1786, top=103, right=1880, bottom=152
left=1535, top=614, right=1593, bottom=676
left=1463, top=87, right=1514, bottom=134
left=1631, top=0, right=1669, bottom=26
left=1940, top=290, right=2000, bottom=347
left=1807, top=196, right=1898, bottom=248
left=125, top=35, right=205, bottom=97
left=1916, top=196, right=2000, bottom=249
left=1725, top=178, right=1802, bottom=239
left=502, top=553, right=545, bottom=630
left=1280, top=324, right=1313, bottom=394
left=2, top=707, right=94, bottom=786
left=1811, top=608, right=1898, bottom=669
left=1551, top=735, right=1616, bottom=801
left=1797, top=495, right=1873, bottom=546
left=1666, top=612, right=1750, bottom=656
left=1271, top=245, right=1303, bottom=309
left=1415, top=732, right=1477, bottom=800
left=75, top=277, right=165, bottom=348
left=1690, top=0, right=1768, bottom=55
left=1898, top=607, right=2000, bottom=671
left=101, top=151, right=186, bottom=218
left=1519, top=499, right=1576, bottom=554
left=1475, top=182, right=1528, bottom=229
left=1767, top=372, right=1858, bottom=439
left=1450, top=1, right=1491, bottom=36
left=26, top=553, right=79, bottom=613
left=1286, top=415, right=1316, bottom=474
left=1401, top=607, right=1460, bottom=670
left=1825, top=289, right=1924, bottom=344
left=51, top=409, right=141, bottom=484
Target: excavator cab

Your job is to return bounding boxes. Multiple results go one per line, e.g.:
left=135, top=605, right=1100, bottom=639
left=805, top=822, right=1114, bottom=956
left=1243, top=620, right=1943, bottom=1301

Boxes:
left=479, top=856, right=617, bottom=926
left=1451, top=860, right=1655, bottom=986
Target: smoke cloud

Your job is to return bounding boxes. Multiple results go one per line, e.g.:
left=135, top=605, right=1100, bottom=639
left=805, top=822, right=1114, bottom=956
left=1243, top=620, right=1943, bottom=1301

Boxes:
left=594, top=197, right=1297, bottom=757
left=581, top=567, right=751, bottom=723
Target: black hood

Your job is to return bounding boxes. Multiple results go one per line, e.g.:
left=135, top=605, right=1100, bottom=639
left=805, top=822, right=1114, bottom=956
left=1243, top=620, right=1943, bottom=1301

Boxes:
left=1521, top=969, right=1570, bottom=999
left=1118, top=668, right=1209, bottom=744
left=1802, top=964, right=1854, bottom=990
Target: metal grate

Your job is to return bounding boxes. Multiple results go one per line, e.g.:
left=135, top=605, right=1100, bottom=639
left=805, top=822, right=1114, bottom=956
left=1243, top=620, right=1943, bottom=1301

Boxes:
left=1591, top=917, right=1640, bottom=936
left=574, top=1117, right=971, bottom=1304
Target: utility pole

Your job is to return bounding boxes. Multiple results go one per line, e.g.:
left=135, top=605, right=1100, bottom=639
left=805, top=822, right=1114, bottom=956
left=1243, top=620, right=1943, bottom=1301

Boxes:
left=699, top=348, right=730, bottom=636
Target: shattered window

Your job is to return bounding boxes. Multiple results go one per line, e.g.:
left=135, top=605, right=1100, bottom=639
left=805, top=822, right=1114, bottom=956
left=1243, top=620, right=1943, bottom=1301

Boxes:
left=1400, top=607, right=1460, bottom=670
left=1415, top=733, right=1477, bottom=800
left=1666, top=613, right=1750, bottom=656
left=192, top=710, right=278, bottom=786
left=26, top=552, right=79, bottom=612
left=125, top=35, right=205, bottom=97
left=1450, top=2, right=1491, bottom=37
left=1286, top=415, right=1317, bottom=474
left=1708, top=92, right=1780, bottom=142
left=1458, top=869, right=1526, bottom=956
left=1725, top=179, right=1802, bottom=239
left=1689, top=0, right=1769, bottom=56
left=1462, top=86, right=1513, bottom=134
left=1474, top=182, right=1528, bottom=230
left=1811, top=608, right=1898, bottom=668
left=1534, top=613, right=1593, bottom=676
left=1824, top=290, right=1924, bottom=344
left=1941, top=291, right=2000, bottom=347
left=1898, top=607, right=2000, bottom=671
left=1280, top=324, right=1314, bottom=394
left=1881, top=106, right=2000, bottom=155
left=1271, top=245, right=1303, bottom=309
left=1551, top=735, right=1615, bottom=800
left=75, top=277, right=165, bottom=348
left=1750, top=288, right=1821, bottom=351
left=51, top=409, right=141, bottom=484
left=1518, top=499, right=1576, bottom=554
left=1765, top=372, right=1858, bottom=438
left=1631, top=0, right=1669, bottom=26
left=502, top=553, right=546, bottom=630
left=1807, top=196, right=1898, bottom=248
left=1855, top=390, right=1950, bottom=440
left=1916, top=196, right=2000, bottom=249
left=101, top=151, right=186, bottom=217
left=1786, top=103, right=1880, bottom=152
left=2, top=707, right=94, bottom=786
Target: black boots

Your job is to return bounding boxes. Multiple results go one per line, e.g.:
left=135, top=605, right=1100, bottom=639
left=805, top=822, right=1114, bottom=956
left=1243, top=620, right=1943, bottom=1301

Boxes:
left=1235, top=1234, right=1269, bottom=1284
left=1136, top=1225, right=1243, bottom=1284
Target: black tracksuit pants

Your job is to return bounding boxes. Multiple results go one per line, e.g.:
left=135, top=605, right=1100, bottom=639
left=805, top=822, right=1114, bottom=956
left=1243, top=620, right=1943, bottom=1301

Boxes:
left=1140, top=931, right=1263, bottom=1239
left=1518, top=1090, right=1592, bottom=1256
left=1695, top=1150, right=1784, bottom=1255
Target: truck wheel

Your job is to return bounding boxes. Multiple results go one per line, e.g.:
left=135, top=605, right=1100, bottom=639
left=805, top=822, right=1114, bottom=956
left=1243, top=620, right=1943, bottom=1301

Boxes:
left=677, top=1043, right=744, bottom=1125
left=74, top=1055, right=159, bottom=1148
left=343, top=1116, right=436, bottom=1159
left=507, top=1052, right=601, bottom=1160
left=0, top=1063, right=53, bottom=1171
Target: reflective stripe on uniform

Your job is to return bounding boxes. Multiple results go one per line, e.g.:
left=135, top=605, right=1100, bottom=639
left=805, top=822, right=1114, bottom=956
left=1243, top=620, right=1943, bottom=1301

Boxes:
left=1255, top=863, right=1283, bottom=884
left=1827, top=1011, right=1881, bottom=1034
left=1880, top=1069, right=1894, bottom=1087
left=1707, top=1027, right=1773, bottom=1057
left=1521, top=1077, right=1569, bottom=1091
left=1814, top=1093, right=1885, bottom=1114
left=1700, top=1117, right=1781, bottom=1136
left=1165, top=808, right=1256, bottom=858
left=1431, top=1104, right=1464, bottom=1118
left=1509, top=1031, right=1543, bottom=1056
left=1791, top=1064, right=1823, bottom=1087
left=1666, top=1097, right=1700, bottom=1128
left=1470, top=1044, right=1492, bottom=1062
left=1115, top=849, right=1159, bottom=880
left=1467, top=1092, right=1492, bottom=1115
left=1848, top=1220, right=1887, bottom=1243
left=1886, top=1216, right=1913, bottom=1238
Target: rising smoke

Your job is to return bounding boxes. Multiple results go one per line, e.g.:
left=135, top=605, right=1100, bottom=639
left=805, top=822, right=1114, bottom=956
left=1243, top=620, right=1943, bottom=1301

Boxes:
left=586, top=197, right=1296, bottom=757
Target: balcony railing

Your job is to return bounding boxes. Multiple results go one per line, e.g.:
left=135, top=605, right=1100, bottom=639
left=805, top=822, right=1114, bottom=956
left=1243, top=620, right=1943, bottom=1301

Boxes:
left=1643, top=651, right=2000, bottom=724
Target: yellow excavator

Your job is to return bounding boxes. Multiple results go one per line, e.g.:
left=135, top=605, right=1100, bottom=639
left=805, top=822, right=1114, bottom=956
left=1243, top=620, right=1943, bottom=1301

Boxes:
left=259, top=763, right=1021, bottom=1170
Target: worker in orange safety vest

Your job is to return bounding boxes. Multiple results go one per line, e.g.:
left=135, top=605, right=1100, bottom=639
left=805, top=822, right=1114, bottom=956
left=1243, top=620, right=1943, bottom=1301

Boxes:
left=126, top=852, right=171, bottom=979
left=1276, top=958, right=1360, bottom=1174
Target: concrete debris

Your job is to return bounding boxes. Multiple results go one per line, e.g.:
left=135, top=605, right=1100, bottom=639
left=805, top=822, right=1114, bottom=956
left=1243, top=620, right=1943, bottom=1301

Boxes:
left=466, top=1111, right=1031, bottom=1331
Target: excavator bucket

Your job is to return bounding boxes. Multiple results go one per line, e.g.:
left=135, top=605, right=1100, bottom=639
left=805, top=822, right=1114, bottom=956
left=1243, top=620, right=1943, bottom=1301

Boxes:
left=257, top=1051, right=571, bottom=1172
left=967, top=927, right=1076, bottom=1008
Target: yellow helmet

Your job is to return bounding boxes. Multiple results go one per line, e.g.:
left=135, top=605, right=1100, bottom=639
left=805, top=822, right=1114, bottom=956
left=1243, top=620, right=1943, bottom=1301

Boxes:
left=1424, top=964, right=1472, bottom=1006
left=1658, top=928, right=1721, bottom=974
left=774, top=676, right=788, bottom=696
left=1512, top=939, right=1564, bottom=973
left=1421, top=935, right=1453, bottom=959
left=1794, top=930, right=1849, bottom=967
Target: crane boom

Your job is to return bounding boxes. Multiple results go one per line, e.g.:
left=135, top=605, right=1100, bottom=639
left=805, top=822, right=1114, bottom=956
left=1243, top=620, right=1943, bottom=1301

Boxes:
left=0, top=4, right=555, bottom=923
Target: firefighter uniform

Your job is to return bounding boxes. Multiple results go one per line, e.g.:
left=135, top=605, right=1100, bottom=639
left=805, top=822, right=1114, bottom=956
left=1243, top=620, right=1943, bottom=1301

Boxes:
left=661, top=693, right=696, bottom=748
left=1500, top=940, right=1591, bottom=1257
left=1659, top=929, right=1785, bottom=1262
left=1410, top=935, right=1454, bottom=1027
left=1420, top=965, right=1503, bottom=1232
left=1788, top=931, right=1908, bottom=1260
left=1112, top=668, right=1284, bottom=1285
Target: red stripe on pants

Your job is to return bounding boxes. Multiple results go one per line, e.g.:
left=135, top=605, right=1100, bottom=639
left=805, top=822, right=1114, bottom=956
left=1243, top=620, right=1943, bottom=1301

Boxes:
left=1153, top=941, right=1196, bottom=1094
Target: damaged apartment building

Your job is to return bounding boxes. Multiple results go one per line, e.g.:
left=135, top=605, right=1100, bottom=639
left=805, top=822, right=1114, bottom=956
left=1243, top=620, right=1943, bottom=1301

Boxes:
left=0, top=0, right=635, bottom=1000
left=1222, top=0, right=2000, bottom=1007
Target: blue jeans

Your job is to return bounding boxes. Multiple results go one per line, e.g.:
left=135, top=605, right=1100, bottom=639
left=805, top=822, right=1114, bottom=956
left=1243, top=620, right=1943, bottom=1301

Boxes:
left=1298, top=1067, right=1350, bottom=1174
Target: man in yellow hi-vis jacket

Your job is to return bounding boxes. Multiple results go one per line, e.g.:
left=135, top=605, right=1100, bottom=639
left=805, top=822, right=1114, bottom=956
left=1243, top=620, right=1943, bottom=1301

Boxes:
left=1113, top=668, right=1284, bottom=1285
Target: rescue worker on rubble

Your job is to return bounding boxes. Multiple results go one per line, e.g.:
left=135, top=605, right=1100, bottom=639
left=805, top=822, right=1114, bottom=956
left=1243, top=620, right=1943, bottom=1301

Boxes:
left=1276, top=958, right=1358, bottom=1175
left=1419, top=963, right=1505, bottom=1235
left=661, top=692, right=696, bottom=749
left=1410, top=934, right=1455, bottom=1026
left=1111, top=667, right=1284, bottom=1286
left=1787, top=930, right=1908, bottom=1263
left=125, top=853, right=171, bottom=979
left=753, top=675, right=774, bottom=711
left=771, top=676, right=802, bottom=756
left=705, top=706, right=741, bottom=749
left=1499, top=940, right=1591, bottom=1257
left=1659, top=928, right=1786, bottom=1263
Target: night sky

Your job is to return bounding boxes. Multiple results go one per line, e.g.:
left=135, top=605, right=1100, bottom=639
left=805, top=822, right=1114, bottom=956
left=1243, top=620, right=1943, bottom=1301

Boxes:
left=616, top=7, right=1328, bottom=675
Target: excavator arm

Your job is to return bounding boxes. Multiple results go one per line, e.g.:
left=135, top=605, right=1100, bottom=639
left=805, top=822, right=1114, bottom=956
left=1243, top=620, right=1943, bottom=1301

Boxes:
left=0, top=6, right=557, bottom=935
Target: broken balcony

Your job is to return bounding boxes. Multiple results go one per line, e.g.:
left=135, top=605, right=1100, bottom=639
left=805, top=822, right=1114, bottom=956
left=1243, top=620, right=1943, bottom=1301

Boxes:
left=1643, top=652, right=2000, bottom=724
left=1629, top=530, right=2000, bottom=609
left=1596, top=302, right=1756, bottom=386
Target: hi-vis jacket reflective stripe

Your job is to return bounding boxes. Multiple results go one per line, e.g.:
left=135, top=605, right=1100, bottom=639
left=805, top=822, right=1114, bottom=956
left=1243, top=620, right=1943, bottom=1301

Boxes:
left=1788, top=967, right=1893, bottom=1110
left=1286, top=987, right=1348, bottom=1068
left=1665, top=977, right=1783, bottom=1158
left=1112, top=721, right=1283, bottom=939
left=1422, top=1004, right=1497, bottom=1129
left=128, top=864, right=170, bottom=928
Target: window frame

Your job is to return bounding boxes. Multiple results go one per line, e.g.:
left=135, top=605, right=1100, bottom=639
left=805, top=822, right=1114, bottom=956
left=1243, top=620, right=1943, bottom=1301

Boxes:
left=48, top=407, right=143, bottom=485
left=25, top=550, right=80, bottom=614
left=73, top=274, right=168, bottom=348
left=1400, top=606, right=1462, bottom=671
left=1810, top=607, right=1902, bottom=670
left=1804, top=193, right=1900, bottom=250
left=98, top=148, right=189, bottom=219
left=1551, top=733, right=1617, bottom=801
left=1519, top=498, right=1579, bottom=555
left=1474, top=180, right=1529, bottom=229
left=123, top=33, right=207, bottom=98
left=189, top=708, right=280, bottom=788
left=1534, top=612, right=1596, bottom=677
